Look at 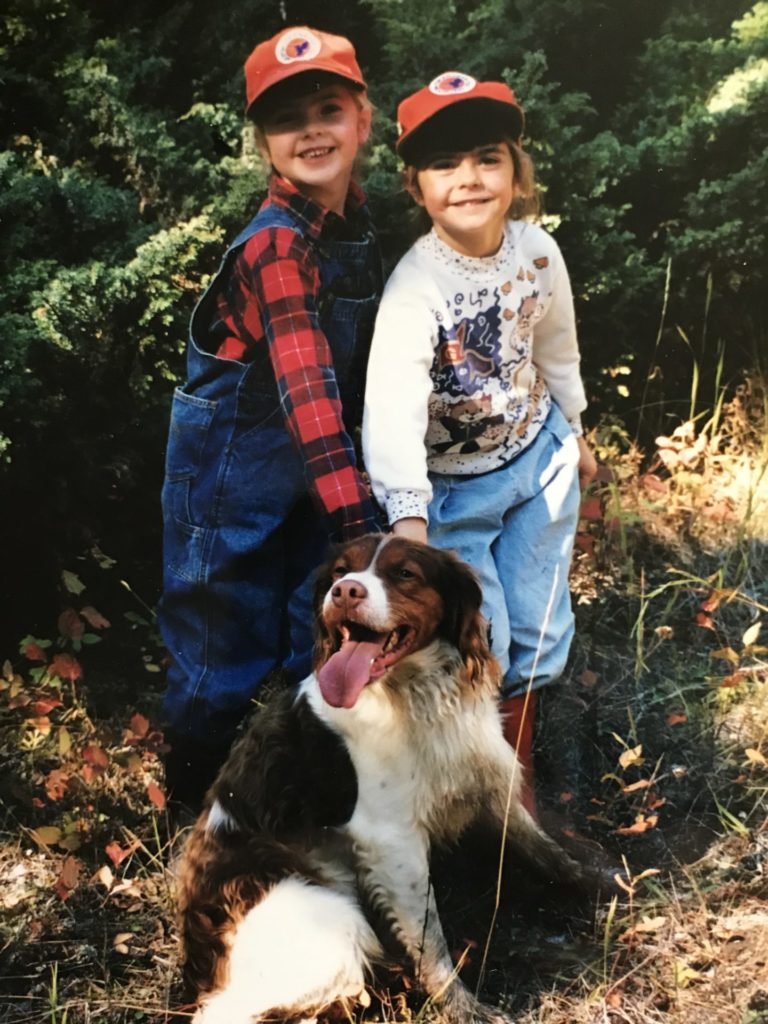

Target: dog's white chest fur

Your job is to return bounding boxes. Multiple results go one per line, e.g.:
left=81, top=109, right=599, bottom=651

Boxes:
left=304, top=641, right=516, bottom=841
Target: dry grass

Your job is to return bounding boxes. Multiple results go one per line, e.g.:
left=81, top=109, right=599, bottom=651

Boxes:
left=1, top=378, right=766, bottom=1024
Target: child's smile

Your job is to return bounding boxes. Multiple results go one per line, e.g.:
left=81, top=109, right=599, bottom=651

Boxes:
left=412, top=144, right=515, bottom=257
left=261, top=85, right=371, bottom=214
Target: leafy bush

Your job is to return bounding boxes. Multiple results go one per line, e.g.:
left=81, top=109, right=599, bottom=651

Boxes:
left=1, top=0, right=764, bottom=645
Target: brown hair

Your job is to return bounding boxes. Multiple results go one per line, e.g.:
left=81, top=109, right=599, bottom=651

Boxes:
left=403, top=138, right=540, bottom=231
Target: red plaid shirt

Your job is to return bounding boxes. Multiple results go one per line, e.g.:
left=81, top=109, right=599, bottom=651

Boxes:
left=210, top=176, right=379, bottom=541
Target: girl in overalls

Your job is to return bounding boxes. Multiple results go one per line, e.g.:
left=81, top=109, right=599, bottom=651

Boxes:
left=159, top=27, right=382, bottom=814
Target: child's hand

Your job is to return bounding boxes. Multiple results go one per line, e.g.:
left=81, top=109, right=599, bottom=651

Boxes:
left=392, top=517, right=429, bottom=545
left=576, top=436, right=598, bottom=491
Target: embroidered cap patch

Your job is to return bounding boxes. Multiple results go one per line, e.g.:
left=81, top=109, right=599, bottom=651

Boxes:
left=275, top=28, right=323, bottom=64
left=428, top=72, right=477, bottom=96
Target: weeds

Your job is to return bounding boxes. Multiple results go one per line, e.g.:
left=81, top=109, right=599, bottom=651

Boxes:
left=1, top=378, right=767, bottom=1023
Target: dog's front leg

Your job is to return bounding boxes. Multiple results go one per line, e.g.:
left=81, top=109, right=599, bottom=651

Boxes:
left=483, top=743, right=592, bottom=887
left=351, top=822, right=512, bottom=1024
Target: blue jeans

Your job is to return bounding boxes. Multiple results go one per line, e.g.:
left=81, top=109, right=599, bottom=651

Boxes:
left=428, top=404, right=581, bottom=698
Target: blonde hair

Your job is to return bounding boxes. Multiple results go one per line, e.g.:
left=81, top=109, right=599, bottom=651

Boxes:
left=250, top=85, right=373, bottom=180
left=403, top=139, right=540, bottom=228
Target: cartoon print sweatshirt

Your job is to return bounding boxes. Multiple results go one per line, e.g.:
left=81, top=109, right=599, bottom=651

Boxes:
left=362, top=219, right=587, bottom=525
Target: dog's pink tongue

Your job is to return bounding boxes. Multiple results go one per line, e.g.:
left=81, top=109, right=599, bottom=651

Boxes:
left=318, top=641, right=381, bottom=708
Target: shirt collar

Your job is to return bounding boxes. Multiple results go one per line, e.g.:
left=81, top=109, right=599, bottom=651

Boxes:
left=267, top=175, right=367, bottom=241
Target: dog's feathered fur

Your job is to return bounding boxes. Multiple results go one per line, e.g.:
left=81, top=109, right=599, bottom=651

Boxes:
left=177, top=534, right=589, bottom=1023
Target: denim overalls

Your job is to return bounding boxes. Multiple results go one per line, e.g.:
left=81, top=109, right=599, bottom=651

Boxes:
left=159, top=202, right=381, bottom=745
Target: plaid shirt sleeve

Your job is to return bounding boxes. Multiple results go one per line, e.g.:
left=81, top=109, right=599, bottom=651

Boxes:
left=241, top=226, right=379, bottom=541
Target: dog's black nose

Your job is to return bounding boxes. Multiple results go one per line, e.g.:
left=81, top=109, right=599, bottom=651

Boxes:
left=331, top=579, right=368, bottom=608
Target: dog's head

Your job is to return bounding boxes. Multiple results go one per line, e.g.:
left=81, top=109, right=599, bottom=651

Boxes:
left=313, top=534, right=495, bottom=709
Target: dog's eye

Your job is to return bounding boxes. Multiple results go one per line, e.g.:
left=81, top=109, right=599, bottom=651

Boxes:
left=394, top=566, right=417, bottom=581
left=331, top=565, right=347, bottom=579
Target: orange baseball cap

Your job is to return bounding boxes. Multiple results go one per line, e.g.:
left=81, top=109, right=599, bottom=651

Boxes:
left=397, top=72, right=524, bottom=163
left=244, top=26, right=366, bottom=118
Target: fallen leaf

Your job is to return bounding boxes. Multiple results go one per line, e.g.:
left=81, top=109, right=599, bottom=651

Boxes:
left=657, top=448, right=680, bottom=469
left=82, top=744, right=109, bottom=770
left=45, top=768, right=71, bottom=801
left=32, top=826, right=62, bottom=847
left=622, top=778, right=651, bottom=794
left=711, top=646, right=740, bottom=664
left=57, top=608, right=83, bottom=641
left=743, top=621, right=762, bottom=647
left=129, top=713, right=150, bottom=739
left=616, top=814, right=658, bottom=835
left=673, top=959, right=704, bottom=988
left=92, top=865, right=114, bottom=890
left=619, top=915, right=667, bottom=942
left=695, top=612, right=715, bottom=631
left=32, top=697, right=62, bottom=716
left=105, top=839, right=140, bottom=866
left=49, top=653, right=82, bottom=682
left=59, top=726, right=72, bottom=756
left=574, top=533, right=595, bottom=557
left=745, top=748, right=767, bottom=767
left=666, top=713, right=688, bottom=726
left=54, top=856, right=81, bottom=901
left=147, top=781, right=166, bottom=810
left=80, top=606, right=111, bottom=630
left=580, top=496, right=602, bottom=521
left=720, top=671, right=748, bottom=688
left=619, top=744, right=644, bottom=769
left=61, top=570, right=86, bottom=595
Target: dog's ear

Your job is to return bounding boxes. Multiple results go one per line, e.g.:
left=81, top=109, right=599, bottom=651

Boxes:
left=442, top=555, right=499, bottom=688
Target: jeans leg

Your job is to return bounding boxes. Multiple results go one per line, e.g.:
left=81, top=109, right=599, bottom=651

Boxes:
left=427, top=474, right=511, bottom=676
left=494, top=412, right=580, bottom=698
left=160, top=521, right=288, bottom=744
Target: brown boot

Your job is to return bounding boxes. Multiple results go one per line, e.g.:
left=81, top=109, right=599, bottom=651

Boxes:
left=499, top=692, right=537, bottom=818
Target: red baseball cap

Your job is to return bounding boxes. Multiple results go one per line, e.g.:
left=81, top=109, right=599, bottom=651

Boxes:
left=244, top=26, right=366, bottom=118
left=397, top=72, right=524, bottom=164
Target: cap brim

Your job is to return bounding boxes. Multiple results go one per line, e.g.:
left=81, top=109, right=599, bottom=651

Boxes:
left=398, top=98, right=524, bottom=165
left=246, top=67, right=365, bottom=119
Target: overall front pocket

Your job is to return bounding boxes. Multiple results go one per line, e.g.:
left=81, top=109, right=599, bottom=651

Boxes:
left=164, top=389, right=217, bottom=482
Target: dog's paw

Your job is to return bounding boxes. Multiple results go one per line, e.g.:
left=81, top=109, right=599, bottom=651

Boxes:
left=438, top=980, right=513, bottom=1024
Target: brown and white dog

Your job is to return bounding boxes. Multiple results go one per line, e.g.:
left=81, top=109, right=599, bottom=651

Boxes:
left=177, top=534, right=592, bottom=1024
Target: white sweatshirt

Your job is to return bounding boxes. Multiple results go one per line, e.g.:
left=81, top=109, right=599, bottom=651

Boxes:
left=362, top=220, right=587, bottom=526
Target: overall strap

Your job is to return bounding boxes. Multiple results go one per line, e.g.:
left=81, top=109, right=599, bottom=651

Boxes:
left=189, top=203, right=307, bottom=344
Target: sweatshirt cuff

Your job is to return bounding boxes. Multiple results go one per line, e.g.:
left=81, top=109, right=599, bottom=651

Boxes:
left=384, top=489, right=430, bottom=526
left=567, top=414, right=584, bottom=437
